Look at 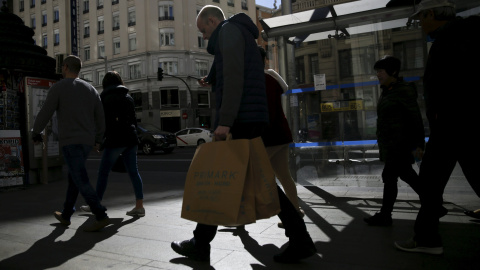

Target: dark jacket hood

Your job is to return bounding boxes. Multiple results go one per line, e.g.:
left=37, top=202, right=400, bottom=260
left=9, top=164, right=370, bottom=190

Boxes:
left=101, top=85, right=129, bottom=98
left=227, top=13, right=259, bottom=39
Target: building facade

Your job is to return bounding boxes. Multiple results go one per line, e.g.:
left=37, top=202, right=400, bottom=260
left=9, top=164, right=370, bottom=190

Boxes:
left=12, top=0, right=257, bottom=133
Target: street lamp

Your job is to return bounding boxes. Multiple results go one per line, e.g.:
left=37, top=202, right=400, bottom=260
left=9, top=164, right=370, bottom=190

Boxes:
left=99, top=55, right=107, bottom=73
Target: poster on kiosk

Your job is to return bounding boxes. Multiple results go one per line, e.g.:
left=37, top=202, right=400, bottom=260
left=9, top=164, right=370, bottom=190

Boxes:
left=25, top=77, right=63, bottom=181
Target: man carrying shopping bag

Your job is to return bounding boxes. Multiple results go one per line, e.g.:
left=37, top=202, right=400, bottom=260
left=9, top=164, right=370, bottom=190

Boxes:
left=171, top=5, right=317, bottom=263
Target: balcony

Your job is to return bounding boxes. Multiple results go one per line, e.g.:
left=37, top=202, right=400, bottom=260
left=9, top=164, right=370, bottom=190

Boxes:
left=84, top=34, right=90, bottom=38
left=53, top=19, right=59, bottom=23
left=128, top=21, right=136, bottom=26
left=97, top=5, right=103, bottom=10
left=112, top=0, right=119, bottom=5
left=113, top=26, right=120, bottom=31
left=83, top=9, right=89, bottom=14
left=159, top=16, right=174, bottom=21
left=228, top=3, right=234, bottom=7
left=41, top=23, right=47, bottom=27
left=98, top=30, right=104, bottom=35
left=242, top=3, right=248, bottom=10
left=54, top=42, right=59, bottom=46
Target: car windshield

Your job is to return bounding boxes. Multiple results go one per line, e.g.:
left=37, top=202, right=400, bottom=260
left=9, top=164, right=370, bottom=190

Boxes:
left=138, top=124, right=162, bottom=132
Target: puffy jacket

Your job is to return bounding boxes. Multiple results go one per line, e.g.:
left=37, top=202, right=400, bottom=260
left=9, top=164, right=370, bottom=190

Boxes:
left=100, top=85, right=139, bottom=148
left=376, top=79, right=425, bottom=162
left=210, top=13, right=268, bottom=128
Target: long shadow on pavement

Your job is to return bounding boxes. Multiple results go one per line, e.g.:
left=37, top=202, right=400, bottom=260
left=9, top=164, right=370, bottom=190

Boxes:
left=0, top=216, right=138, bottom=269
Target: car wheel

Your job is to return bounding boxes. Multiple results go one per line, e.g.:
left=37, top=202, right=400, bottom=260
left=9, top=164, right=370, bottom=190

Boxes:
left=197, top=139, right=206, bottom=146
left=163, top=148, right=174, bottom=154
left=142, top=143, right=153, bottom=155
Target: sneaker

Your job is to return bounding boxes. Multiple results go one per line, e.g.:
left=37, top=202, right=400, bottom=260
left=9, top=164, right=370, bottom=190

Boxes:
left=171, top=239, right=210, bottom=262
left=80, top=205, right=91, bottom=212
left=273, top=234, right=317, bottom=263
left=83, top=216, right=111, bottom=232
left=126, top=207, right=145, bottom=217
left=278, top=209, right=306, bottom=229
left=364, top=212, right=392, bottom=226
left=395, top=238, right=443, bottom=255
left=54, top=211, right=71, bottom=226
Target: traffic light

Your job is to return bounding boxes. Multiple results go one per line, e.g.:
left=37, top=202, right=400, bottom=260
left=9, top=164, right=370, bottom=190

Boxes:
left=157, top=67, right=164, bottom=81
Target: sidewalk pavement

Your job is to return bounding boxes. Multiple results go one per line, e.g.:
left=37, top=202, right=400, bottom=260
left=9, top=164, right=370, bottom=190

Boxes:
left=0, top=168, right=479, bottom=270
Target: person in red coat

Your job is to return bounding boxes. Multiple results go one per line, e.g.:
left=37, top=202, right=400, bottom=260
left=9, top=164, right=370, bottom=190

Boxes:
left=259, top=47, right=304, bottom=228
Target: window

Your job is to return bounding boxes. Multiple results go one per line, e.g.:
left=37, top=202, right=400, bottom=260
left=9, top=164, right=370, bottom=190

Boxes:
left=159, top=61, right=178, bottom=75
left=160, top=28, right=174, bottom=46
left=42, top=34, right=47, bottom=48
left=41, top=0, right=46, bottom=4
left=130, top=92, right=143, bottom=112
left=128, top=7, right=136, bottom=26
left=54, top=29, right=60, bottom=46
left=161, top=89, right=179, bottom=108
left=42, top=11, right=47, bottom=26
left=97, top=70, right=105, bottom=85
left=112, top=0, right=119, bottom=5
left=31, top=15, right=36, bottom=29
left=129, top=63, right=141, bottom=79
left=112, top=66, right=123, bottom=77
left=19, top=0, right=24, bottom=12
left=198, top=32, right=206, bottom=48
left=84, top=46, right=90, bottom=61
left=241, top=0, right=248, bottom=10
left=53, top=8, right=59, bottom=23
left=129, top=33, right=136, bottom=51
left=197, top=90, right=210, bottom=108
left=227, top=0, right=234, bottom=7
left=295, top=56, right=305, bottom=84
left=112, top=12, right=120, bottom=31
left=97, top=16, right=104, bottom=34
left=83, top=0, right=89, bottom=13
left=81, top=72, right=93, bottom=82
left=83, top=21, right=90, bottom=38
left=195, top=60, right=209, bottom=77
left=113, top=38, right=120, bottom=55
left=393, top=40, right=424, bottom=70
left=97, top=0, right=103, bottom=9
left=98, top=41, right=105, bottom=57
left=309, top=54, right=319, bottom=82
left=159, top=1, right=174, bottom=21
left=30, top=0, right=35, bottom=8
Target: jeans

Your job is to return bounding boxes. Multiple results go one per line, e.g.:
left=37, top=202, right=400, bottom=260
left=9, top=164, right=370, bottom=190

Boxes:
left=96, top=145, right=144, bottom=201
left=61, top=144, right=107, bottom=221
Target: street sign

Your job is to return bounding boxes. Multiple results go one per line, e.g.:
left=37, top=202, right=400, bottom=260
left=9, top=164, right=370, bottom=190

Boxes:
left=182, top=112, right=188, bottom=119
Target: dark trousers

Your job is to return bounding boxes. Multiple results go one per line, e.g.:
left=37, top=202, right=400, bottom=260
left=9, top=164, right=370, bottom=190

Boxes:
left=414, top=131, right=479, bottom=245
left=193, top=122, right=308, bottom=246
left=380, top=157, right=419, bottom=215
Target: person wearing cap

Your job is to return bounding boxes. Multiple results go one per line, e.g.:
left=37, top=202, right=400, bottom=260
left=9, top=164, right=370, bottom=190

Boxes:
left=395, top=0, right=480, bottom=255
left=364, top=56, right=426, bottom=226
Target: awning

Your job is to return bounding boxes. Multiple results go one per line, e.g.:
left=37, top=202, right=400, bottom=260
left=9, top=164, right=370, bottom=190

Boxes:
left=260, top=0, right=477, bottom=42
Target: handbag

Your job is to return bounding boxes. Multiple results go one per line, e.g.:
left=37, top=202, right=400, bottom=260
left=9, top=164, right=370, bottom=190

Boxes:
left=111, top=154, right=126, bottom=173
left=181, top=136, right=280, bottom=226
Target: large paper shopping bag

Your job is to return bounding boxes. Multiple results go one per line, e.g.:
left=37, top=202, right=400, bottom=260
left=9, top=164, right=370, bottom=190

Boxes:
left=249, top=137, right=281, bottom=219
left=181, top=138, right=251, bottom=226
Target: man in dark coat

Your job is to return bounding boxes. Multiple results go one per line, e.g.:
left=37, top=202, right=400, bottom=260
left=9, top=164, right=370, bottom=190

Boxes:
left=171, top=5, right=316, bottom=264
left=395, top=0, right=480, bottom=255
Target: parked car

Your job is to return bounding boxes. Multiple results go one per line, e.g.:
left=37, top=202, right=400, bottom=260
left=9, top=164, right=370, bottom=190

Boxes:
left=175, top=128, right=213, bottom=147
left=136, top=124, right=176, bottom=154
